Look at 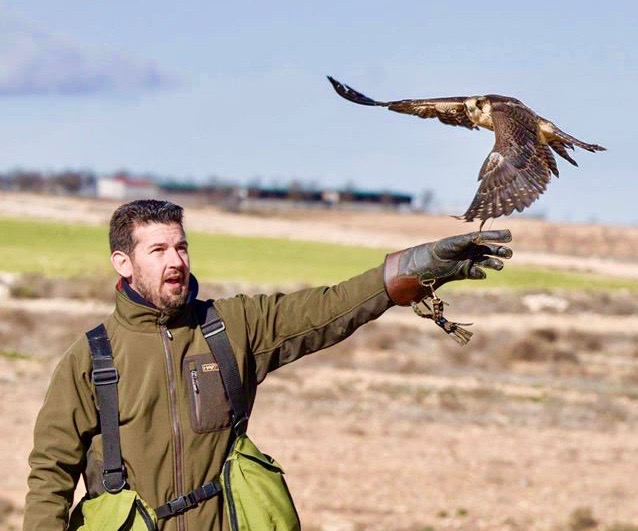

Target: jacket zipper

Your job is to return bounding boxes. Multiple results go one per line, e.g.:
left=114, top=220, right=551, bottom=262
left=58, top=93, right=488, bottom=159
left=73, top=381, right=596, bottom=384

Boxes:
left=160, top=325, right=186, bottom=531
left=190, top=369, right=202, bottom=427
left=223, top=459, right=240, bottom=531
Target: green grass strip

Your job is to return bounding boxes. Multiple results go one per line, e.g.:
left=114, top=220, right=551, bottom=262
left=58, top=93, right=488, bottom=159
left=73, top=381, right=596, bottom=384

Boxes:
left=444, top=266, right=638, bottom=292
left=2, top=216, right=638, bottom=290
left=0, top=350, right=30, bottom=360
left=0, top=217, right=384, bottom=284
left=0, top=217, right=112, bottom=277
left=188, top=232, right=385, bottom=285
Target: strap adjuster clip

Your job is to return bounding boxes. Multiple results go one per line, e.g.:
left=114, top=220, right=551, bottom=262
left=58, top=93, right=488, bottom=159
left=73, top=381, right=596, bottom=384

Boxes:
left=92, top=367, right=119, bottom=386
left=203, top=319, right=226, bottom=338
left=102, top=466, right=127, bottom=493
left=168, top=492, right=198, bottom=515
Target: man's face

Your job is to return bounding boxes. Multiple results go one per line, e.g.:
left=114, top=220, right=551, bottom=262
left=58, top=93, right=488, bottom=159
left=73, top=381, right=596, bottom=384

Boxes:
left=116, top=222, right=191, bottom=313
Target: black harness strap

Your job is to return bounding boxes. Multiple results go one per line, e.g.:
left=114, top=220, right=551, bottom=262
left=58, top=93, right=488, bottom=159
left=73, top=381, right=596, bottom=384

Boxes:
left=155, top=481, right=222, bottom=519
left=86, top=324, right=127, bottom=493
left=200, top=303, right=249, bottom=437
left=86, top=302, right=248, bottom=520
left=156, top=302, right=247, bottom=520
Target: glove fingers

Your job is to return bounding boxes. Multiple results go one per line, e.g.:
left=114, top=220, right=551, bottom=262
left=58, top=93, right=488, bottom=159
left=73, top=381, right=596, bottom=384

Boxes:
left=474, top=256, right=505, bottom=271
left=474, top=229, right=512, bottom=243
left=468, top=265, right=487, bottom=279
left=473, top=243, right=513, bottom=259
left=436, top=230, right=512, bottom=259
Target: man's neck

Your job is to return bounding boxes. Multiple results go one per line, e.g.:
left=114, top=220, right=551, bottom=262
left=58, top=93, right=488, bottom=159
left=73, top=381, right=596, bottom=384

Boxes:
left=117, top=277, right=157, bottom=309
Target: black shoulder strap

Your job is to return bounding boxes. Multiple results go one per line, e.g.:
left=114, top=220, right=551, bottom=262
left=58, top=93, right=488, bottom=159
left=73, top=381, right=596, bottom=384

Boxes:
left=200, top=302, right=249, bottom=437
left=156, top=303, right=242, bottom=520
left=86, top=323, right=127, bottom=493
left=86, top=319, right=225, bottom=520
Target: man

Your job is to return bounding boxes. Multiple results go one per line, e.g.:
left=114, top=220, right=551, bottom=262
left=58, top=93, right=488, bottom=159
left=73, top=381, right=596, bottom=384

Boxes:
left=24, top=199, right=512, bottom=530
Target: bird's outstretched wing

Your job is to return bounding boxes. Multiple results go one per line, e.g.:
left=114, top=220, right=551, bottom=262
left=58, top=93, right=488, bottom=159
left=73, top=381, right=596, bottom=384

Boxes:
left=327, top=76, right=477, bottom=130
left=461, top=101, right=558, bottom=223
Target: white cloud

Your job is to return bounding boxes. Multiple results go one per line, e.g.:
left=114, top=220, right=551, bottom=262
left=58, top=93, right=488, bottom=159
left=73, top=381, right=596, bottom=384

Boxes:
left=0, top=11, right=179, bottom=96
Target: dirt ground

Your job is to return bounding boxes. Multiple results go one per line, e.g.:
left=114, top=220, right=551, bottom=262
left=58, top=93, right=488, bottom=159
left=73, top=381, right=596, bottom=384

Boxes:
left=2, top=192, right=638, bottom=530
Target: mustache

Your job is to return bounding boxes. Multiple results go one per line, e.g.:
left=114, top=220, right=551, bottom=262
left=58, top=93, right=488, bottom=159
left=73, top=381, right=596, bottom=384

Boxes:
left=163, top=269, right=188, bottom=282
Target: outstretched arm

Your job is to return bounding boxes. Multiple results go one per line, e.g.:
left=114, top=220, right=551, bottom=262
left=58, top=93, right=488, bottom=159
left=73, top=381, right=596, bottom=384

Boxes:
left=217, top=230, right=512, bottom=381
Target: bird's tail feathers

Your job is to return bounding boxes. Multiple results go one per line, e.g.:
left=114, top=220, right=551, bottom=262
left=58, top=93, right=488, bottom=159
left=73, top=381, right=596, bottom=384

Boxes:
left=541, top=144, right=560, bottom=176
left=548, top=140, right=578, bottom=167
left=452, top=213, right=489, bottom=231
left=553, top=128, right=606, bottom=153
left=327, top=76, right=388, bottom=107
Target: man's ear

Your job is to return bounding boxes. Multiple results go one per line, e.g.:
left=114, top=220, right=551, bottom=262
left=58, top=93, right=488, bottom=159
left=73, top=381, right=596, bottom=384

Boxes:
left=111, top=250, right=134, bottom=279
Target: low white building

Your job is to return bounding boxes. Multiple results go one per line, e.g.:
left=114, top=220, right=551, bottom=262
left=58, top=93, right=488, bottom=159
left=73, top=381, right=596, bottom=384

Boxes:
left=97, top=174, right=160, bottom=200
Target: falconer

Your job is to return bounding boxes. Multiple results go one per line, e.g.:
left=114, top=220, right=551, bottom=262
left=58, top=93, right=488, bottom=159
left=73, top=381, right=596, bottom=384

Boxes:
left=24, top=199, right=512, bottom=530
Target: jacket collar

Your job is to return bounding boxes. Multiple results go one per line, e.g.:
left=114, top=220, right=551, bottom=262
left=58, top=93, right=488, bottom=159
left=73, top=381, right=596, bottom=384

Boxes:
left=114, top=275, right=200, bottom=330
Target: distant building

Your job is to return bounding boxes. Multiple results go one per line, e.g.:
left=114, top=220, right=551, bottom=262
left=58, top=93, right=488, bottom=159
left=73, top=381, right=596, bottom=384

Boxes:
left=334, top=189, right=413, bottom=211
left=236, top=186, right=413, bottom=212
left=95, top=173, right=413, bottom=212
left=158, top=181, right=238, bottom=208
left=97, top=173, right=160, bottom=200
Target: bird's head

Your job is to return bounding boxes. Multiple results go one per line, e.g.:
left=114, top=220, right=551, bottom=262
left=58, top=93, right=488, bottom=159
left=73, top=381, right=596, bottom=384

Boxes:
left=464, top=96, right=493, bottom=129
left=474, top=96, right=491, bottom=113
left=465, top=96, right=490, bottom=112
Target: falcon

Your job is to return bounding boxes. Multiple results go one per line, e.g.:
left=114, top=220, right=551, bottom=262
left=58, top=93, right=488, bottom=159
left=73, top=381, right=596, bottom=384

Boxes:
left=327, top=76, right=606, bottom=227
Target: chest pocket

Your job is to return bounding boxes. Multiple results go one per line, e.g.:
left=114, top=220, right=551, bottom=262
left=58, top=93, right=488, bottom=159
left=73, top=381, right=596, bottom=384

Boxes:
left=184, top=352, right=232, bottom=433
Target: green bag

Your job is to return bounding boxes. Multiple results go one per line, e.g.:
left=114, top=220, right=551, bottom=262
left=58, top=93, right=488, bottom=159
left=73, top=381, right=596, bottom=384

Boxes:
left=200, top=305, right=301, bottom=530
left=68, top=490, right=157, bottom=531
left=220, top=434, right=300, bottom=531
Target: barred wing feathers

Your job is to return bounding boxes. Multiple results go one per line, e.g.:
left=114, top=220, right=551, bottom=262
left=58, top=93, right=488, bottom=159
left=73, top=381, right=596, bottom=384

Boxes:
left=327, top=76, right=477, bottom=130
left=387, top=98, right=478, bottom=130
left=462, top=101, right=558, bottom=222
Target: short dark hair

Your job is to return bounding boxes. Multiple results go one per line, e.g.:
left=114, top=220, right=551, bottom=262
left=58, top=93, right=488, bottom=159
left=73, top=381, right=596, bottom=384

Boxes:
left=109, top=199, right=184, bottom=254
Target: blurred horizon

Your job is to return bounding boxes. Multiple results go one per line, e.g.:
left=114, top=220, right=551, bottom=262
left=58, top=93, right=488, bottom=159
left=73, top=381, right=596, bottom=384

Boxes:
left=0, top=1, right=634, bottom=224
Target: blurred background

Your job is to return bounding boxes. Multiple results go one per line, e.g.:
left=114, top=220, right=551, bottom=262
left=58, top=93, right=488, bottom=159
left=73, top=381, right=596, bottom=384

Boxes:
left=2, top=2, right=638, bottom=530
left=0, top=0, right=635, bottom=224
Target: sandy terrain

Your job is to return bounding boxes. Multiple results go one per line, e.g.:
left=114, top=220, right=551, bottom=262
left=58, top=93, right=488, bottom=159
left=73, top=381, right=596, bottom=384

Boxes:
left=2, top=192, right=638, bottom=530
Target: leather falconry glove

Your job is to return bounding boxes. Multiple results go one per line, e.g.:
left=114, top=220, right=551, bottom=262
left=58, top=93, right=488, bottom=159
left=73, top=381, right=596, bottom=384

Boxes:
left=384, top=229, right=513, bottom=306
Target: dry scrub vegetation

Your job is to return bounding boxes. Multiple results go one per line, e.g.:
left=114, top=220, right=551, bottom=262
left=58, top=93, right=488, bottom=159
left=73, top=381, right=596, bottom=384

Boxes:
left=3, top=277, right=638, bottom=530
left=3, top=193, right=638, bottom=530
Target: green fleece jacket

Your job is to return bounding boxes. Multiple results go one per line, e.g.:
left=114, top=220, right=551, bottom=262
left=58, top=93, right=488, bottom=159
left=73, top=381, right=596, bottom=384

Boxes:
left=24, top=265, right=392, bottom=531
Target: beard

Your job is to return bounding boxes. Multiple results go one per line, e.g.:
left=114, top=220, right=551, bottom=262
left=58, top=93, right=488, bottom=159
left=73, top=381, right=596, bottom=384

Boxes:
left=132, top=267, right=190, bottom=317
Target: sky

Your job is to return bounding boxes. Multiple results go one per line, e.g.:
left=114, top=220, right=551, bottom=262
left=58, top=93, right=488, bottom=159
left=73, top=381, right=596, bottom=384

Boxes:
left=0, top=1, right=635, bottom=225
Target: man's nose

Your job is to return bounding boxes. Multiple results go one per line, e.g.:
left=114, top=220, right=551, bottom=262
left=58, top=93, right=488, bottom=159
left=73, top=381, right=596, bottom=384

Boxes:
left=167, top=247, right=186, bottom=267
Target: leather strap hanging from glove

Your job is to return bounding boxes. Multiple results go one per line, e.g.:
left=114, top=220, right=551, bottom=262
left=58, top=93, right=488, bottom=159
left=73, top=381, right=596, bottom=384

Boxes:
left=411, top=281, right=474, bottom=345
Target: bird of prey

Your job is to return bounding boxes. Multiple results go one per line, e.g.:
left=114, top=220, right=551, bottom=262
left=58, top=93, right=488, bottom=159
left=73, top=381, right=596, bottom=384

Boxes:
left=327, top=76, right=606, bottom=227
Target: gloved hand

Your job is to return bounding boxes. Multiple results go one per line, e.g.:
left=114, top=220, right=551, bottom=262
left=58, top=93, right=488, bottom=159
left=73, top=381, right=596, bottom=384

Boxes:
left=384, top=229, right=513, bottom=306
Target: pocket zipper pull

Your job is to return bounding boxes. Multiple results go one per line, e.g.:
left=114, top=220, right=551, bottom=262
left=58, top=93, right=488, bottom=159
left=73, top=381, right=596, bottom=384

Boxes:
left=190, top=369, right=200, bottom=394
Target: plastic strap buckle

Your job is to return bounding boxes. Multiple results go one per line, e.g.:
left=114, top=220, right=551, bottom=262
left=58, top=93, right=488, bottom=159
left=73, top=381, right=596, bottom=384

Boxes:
left=167, top=491, right=199, bottom=515
left=92, top=367, right=119, bottom=386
